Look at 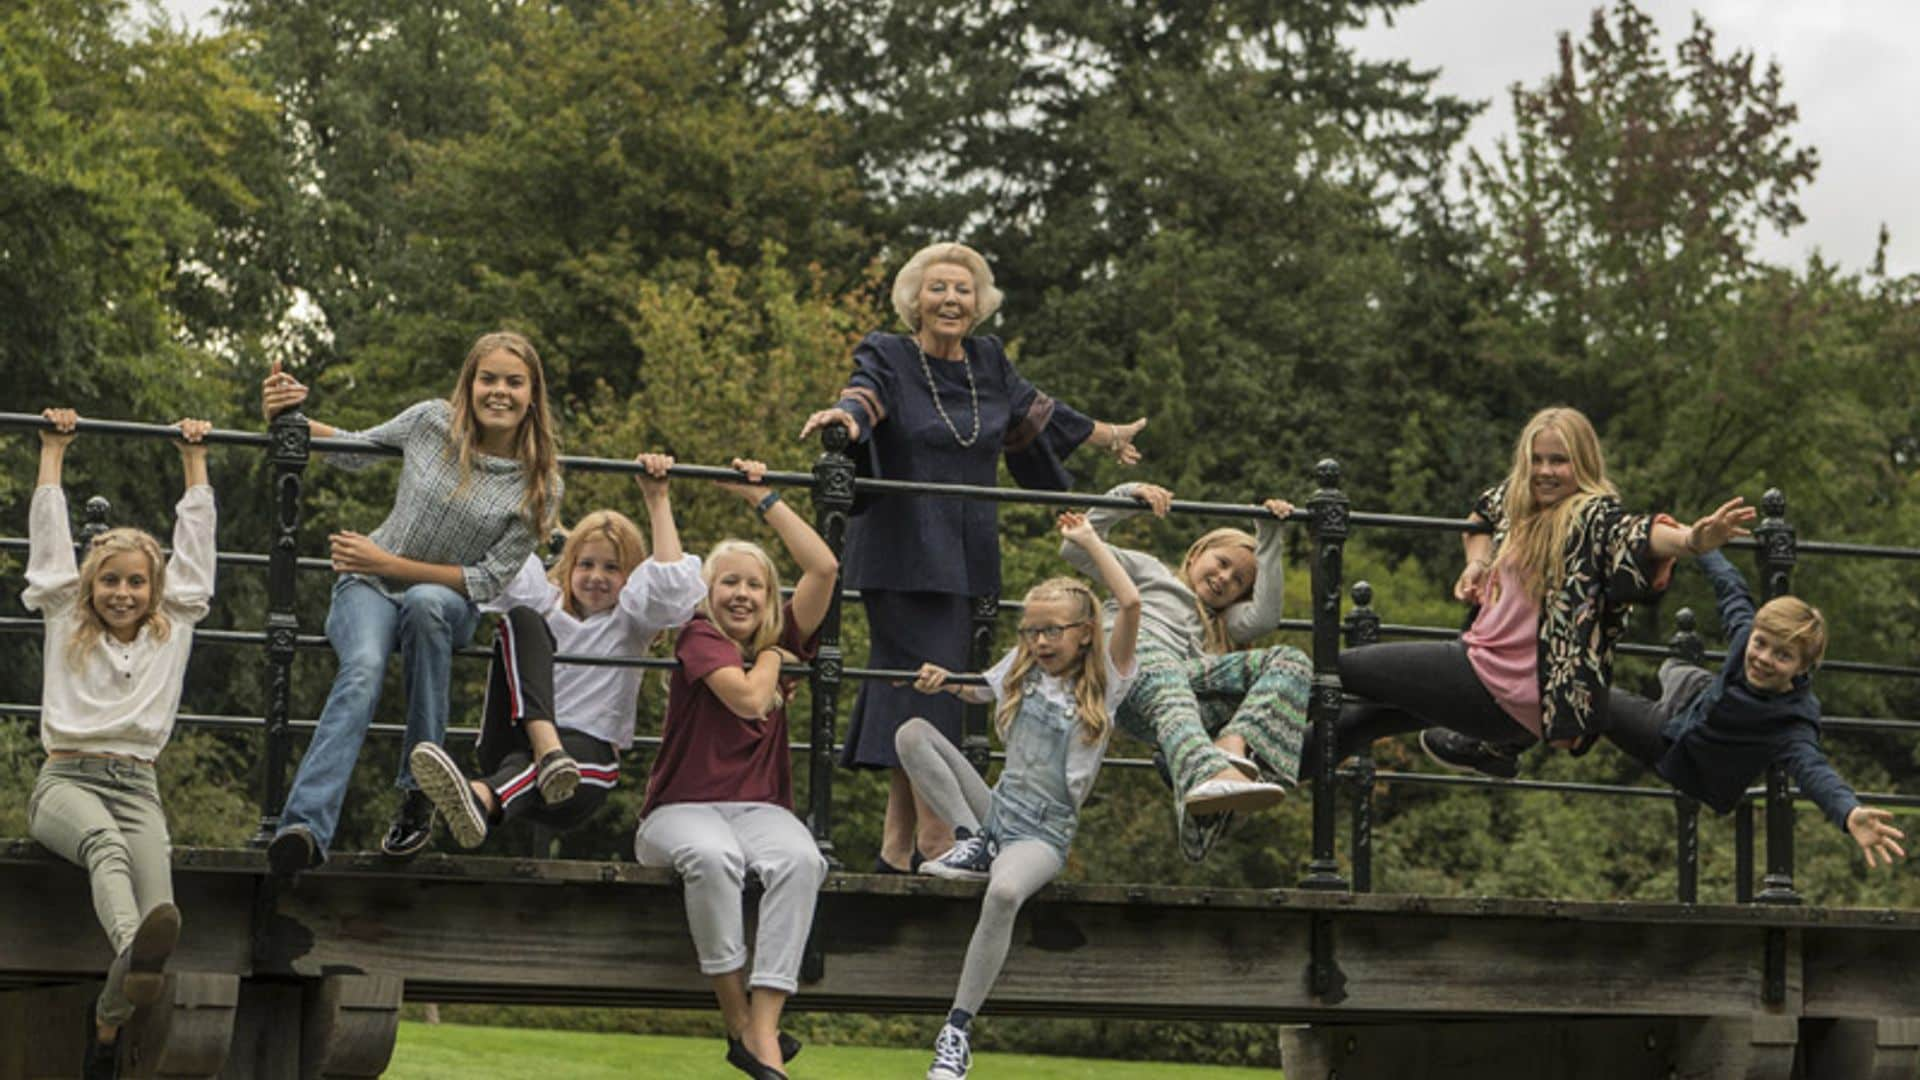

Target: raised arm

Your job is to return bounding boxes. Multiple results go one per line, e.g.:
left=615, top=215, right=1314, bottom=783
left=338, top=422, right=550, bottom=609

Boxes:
left=1691, top=549, right=1757, bottom=639
left=714, top=458, right=838, bottom=640
left=1224, top=498, right=1294, bottom=644
left=36, top=407, right=76, bottom=488
left=166, top=419, right=218, bottom=622
left=635, top=452, right=684, bottom=564
left=1059, top=511, right=1142, bottom=677
left=24, top=409, right=81, bottom=612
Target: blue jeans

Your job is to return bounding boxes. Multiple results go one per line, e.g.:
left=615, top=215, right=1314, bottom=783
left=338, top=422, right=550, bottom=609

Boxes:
left=277, top=577, right=477, bottom=857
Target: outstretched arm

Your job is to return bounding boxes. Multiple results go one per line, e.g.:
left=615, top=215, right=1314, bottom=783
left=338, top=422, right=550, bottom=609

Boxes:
left=714, top=458, right=838, bottom=640
left=1649, top=497, right=1755, bottom=560
left=1847, top=807, right=1906, bottom=869
left=1060, top=511, right=1142, bottom=677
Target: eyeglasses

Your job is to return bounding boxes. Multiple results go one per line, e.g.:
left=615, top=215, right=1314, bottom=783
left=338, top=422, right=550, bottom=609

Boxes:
left=1017, top=622, right=1087, bottom=643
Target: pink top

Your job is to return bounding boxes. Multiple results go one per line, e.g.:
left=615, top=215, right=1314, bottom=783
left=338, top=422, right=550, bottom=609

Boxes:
left=1462, top=563, right=1544, bottom=738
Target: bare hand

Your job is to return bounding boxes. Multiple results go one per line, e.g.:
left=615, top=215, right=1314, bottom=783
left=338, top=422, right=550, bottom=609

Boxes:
left=634, top=452, right=674, bottom=498
left=328, top=531, right=392, bottom=576
left=175, top=417, right=212, bottom=458
left=1686, top=497, right=1756, bottom=555
left=799, top=408, right=858, bottom=442
left=913, top=662, right=954, bottom=694
left=714, top=457, right=770, bottom=502
left=1131, top=483, right=1173, bottom=517
left=1848, top=806, right=1906, bottom=869
left=261, top=360, right=309, bottom=422
left=1263, top=498, right=1295, bottom=520
left=39, top=407, right=78, bottom=450
left=1106, top=417, right=1146, bottom=466
left=1454, top=559, right=1491, bottom=605
left=1058, top=510, right=1097, bottom=547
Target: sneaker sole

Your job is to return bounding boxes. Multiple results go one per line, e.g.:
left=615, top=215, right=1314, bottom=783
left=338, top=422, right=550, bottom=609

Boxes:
left=410, top=743, right=487, bottom=849
left=918, top=863, right=990, bottom=882
left=121, top=902, right=181, bottom=1007
left=537, top=759, right=580, bottom=805
left=1184, top=784, right=1287, bottom=815
left=1419, top=731, right=1519, bottom=780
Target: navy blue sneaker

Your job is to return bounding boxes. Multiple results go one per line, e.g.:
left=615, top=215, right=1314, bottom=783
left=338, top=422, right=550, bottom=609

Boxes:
left=919, top=832, right=997, bottom=881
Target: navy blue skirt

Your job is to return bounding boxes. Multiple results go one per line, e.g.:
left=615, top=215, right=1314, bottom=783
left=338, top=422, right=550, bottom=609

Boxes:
left=841, top=590, right=975, bottom=769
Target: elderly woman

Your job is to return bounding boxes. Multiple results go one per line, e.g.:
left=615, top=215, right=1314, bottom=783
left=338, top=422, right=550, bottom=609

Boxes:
left=800, top=242, right=1145, bottom=874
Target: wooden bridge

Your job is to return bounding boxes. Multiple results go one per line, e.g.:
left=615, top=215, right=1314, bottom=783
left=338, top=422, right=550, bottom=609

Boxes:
left=3, top=840, right=1919, bottom=1078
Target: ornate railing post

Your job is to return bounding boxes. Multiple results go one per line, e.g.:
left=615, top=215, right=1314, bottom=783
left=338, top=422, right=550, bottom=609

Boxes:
left=964, top=592, right=998, bottom=776
left=1669, top=607, right=1702, bottom=903
left=1342, top=581, right=1380, bottom=894
left=252, top=409, right=310, bottom=846
left=1301, top=460, right=1350, bottom=891
left=75, top=496, right=111, bottom=561
left=806, top=426, right=856, bottom=863
left=1751, top=488, right=1800, bottom=905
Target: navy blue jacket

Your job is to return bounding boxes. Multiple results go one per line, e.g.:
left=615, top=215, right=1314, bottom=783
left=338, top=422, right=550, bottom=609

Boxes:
left=834, top=333, right=1093, bottom=595
left=1655, top=551, right=1859, bottom=829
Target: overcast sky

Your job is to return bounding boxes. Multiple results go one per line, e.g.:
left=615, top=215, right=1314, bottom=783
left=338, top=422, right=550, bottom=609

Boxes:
left=155, top=0, right=1917, bottom=277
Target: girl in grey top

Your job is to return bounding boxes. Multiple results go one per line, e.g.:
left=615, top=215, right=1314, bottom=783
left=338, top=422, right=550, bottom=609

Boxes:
left=262, top=331, right=564, bottom=870
left=1062, top=482, right=1313, bottom=859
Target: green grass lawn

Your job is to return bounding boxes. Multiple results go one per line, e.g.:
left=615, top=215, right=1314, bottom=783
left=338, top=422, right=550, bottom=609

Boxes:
left=386, top=1022, right=1279, bottom=1078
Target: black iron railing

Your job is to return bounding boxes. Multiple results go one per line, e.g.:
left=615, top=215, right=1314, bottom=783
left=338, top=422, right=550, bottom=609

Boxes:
left=2, top=410, right=1917, bottom=905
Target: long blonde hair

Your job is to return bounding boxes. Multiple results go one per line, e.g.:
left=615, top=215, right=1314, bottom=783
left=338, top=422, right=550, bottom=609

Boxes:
left=549, top=509, right=648, bottom=619
left=1494, top=406, right=1618, bottom=602
left=1176, top=528, right=1258, bottom=654
left=699, top=539, right=786, bottom=657
left=996, top=577, right=1110, bottom=745
left=67, top=529, right=169, bottom=670
left=446, top=331, right=561, bottom=534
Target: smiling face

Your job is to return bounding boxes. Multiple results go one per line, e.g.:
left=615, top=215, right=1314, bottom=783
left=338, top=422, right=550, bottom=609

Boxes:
left=566, top=537, right=625, bottom=617
left=1743, top=627, right=1809, bottom=694
left=1528, top=428, right=1578, bottom=509
left=1017, top=596, right=1092, bottom=676
left=1185, top=543, right=1257, bottom=611
left=90, top=550, right=155, bottom=643
left=707, top=550, right=772, bottom=645
left=916, top=262, right=978, bottom=340
left=468, top=349, right=534, bottom=448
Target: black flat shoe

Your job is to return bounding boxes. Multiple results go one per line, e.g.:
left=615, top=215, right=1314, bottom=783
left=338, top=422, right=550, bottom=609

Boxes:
left=82, top=1002, right=118, bottom=1080
left=380, top=788, right=436, bottom=859
left=268, top=825, right=318, bottom=879
left=726, top=1036, right=791, bottom=1079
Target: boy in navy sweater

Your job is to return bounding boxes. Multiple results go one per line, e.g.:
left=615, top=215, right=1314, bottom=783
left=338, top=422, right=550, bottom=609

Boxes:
left=1604, top=550, right=1905, bottom=868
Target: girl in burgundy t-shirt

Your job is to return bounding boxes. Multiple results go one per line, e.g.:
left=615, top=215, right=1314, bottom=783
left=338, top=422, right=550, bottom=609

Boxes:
left=634, top=459, right=837, bottom=1080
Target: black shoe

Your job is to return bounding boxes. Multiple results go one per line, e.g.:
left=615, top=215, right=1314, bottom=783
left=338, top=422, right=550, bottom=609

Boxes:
left=1420, top=729, right=1522, bottom=780
left=725, top=1036, right=790, bottom=1079
left=120, top=902, right=181, bottom=1008
left=727, top=1033, right=802, bottom=1065
left=82, top=1002, right=118, bottom=1080
left=380, top=789, right=436, bottom=859
left=268, top=825, right=318, bottom=879
left=872, top=854, right=912, bottom=875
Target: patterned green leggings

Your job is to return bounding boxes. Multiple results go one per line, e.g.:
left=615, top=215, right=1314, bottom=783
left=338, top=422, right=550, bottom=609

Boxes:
left=1116, top=644, right=1313, bottom=796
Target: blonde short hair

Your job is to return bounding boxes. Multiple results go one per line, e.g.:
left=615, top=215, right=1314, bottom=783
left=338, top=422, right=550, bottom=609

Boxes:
left=1753, top=595, right=1828, bottom=670
left=699, top=539, right=786, bottom=657
left=890, top=243, right=1005, bottom=332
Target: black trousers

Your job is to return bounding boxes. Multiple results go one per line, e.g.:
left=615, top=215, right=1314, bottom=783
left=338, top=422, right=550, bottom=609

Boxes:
left=1302, top=640, right=1538, bottom=765
left=1601, top=661, right=1714, bottom=770
left=475, top=606, right=620, bottom=831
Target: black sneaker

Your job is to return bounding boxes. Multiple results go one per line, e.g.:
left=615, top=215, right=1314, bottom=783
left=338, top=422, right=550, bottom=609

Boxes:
left=120, top=902, right=181, bottom=1008
left=919, top=832, right=997, bottom=881
left=82, top=1002, right=118, bottom=1080
left=535, top=748, right=580, bottom=805
left=380, top=788, right=436, bottom=859
left=268, top=825, right=318, bottom=878
left=410, top=742, right=489, bottom=849
left=1420, top=728, right=1521, bottom=780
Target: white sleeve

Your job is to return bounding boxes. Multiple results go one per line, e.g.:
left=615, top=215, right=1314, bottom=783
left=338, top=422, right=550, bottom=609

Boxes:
left=617, top=554, right=706, bottom=636
left=162, top=485, right=218, bottom=624
left=22, top=486, right=79, bottom=614
left=479, top=553, right=560, bottom=615
left=981, top=648, right=1018, bottom=702
left=1224, top=516, right=1286, bottom=644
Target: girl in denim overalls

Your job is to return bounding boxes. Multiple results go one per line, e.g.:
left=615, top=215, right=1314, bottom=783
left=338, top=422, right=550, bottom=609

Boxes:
left=896, top=512, right=1141, bottom=1080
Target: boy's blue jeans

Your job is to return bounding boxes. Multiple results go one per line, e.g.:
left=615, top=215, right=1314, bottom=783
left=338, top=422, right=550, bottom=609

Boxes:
left=276, top=577, right=477, bottom=858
